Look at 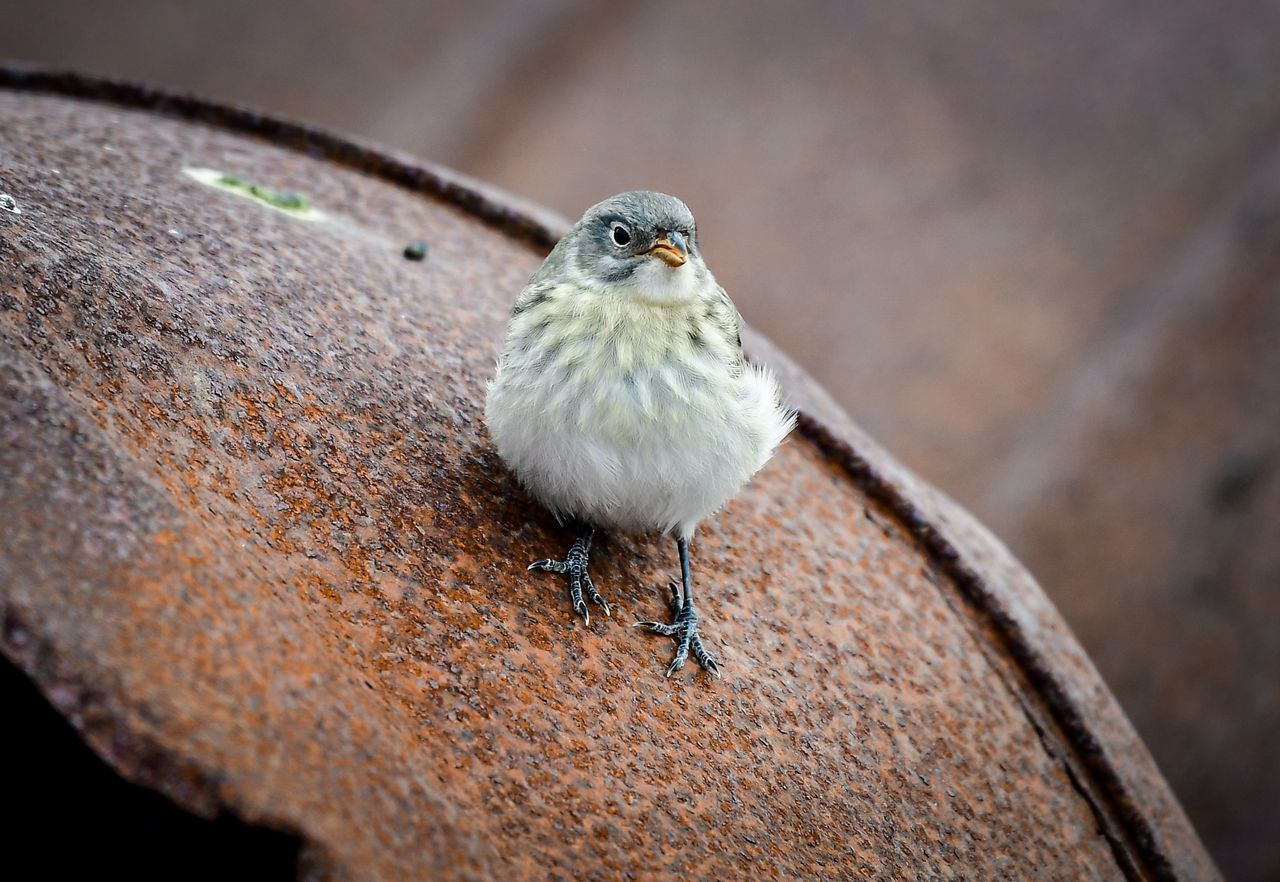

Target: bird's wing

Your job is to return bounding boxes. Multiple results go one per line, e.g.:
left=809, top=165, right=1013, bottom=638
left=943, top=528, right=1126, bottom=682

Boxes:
left=712, top=285, right=746, bottom=368
left=512, top=233, right=576, bottom=316
left=510, top=278, right=558, bottom=318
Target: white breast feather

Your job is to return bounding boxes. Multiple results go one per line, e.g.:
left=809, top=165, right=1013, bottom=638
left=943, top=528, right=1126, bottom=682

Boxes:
left=486, top=281, right=794, bottom=539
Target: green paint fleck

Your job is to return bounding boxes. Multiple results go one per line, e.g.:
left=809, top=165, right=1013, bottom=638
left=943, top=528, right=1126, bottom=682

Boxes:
left=0, top=193, right=19, bottom=214
left=182, top=167, right=322, bottom=220
left=217, top=174, right=309, bottom=211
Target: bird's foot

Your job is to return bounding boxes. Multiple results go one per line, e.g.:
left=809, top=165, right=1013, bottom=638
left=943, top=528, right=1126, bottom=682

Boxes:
left=527, top=530, right=610, bottom=626
left=634, top=580, right=720, bottom=678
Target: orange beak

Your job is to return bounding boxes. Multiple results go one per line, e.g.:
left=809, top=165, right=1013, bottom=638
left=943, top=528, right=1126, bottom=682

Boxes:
left=647, top=230, right=688, bottom=268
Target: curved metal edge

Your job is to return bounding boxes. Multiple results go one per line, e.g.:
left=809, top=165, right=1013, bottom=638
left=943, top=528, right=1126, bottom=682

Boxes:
left=0, top=63, right=567, bottom=250
left=0, top=61, right=1217, bottom=882
left=742, top=335, right=1217, bottom=882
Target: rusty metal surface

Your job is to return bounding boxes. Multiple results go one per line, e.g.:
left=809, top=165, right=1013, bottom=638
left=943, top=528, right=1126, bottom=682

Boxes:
left=0, top=70, right=1217, bottom=881
left=7, top=9, right=1280, bottom=876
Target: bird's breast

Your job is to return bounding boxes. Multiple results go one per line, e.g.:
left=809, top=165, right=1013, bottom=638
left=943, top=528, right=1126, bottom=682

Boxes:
left=553, top=331, right=734, bottom=440
left=487, top=287, right=788, bottom=536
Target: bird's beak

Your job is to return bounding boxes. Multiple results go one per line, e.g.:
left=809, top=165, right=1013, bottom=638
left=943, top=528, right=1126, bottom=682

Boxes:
left=647, top=230, right=688, bottom=268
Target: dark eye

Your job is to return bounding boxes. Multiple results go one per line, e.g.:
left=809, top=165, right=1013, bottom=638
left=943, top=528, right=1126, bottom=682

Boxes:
left=610, top=224, right=631, bottom=247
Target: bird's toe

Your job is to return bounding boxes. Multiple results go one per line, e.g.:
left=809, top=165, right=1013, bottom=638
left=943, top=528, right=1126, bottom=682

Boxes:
left=633, top=620, right=679, bottom=636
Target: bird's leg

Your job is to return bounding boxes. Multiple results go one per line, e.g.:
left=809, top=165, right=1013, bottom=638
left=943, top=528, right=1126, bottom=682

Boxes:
left=634, top=537, right=720, bottom=677
left=527, top=523, right=611, bottom=626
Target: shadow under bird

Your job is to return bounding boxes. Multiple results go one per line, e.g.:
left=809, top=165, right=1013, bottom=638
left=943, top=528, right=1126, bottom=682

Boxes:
left=486, top=191, right=795, bottom=676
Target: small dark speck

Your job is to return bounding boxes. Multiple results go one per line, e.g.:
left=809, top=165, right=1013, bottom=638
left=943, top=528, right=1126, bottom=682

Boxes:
left=1210, top=449, right=1271, bottom=511
left=403, top=240, right=429, bottom=261
left=743, top=835, right=757, bottom=844
left=864, top=508, right=892, bottom=537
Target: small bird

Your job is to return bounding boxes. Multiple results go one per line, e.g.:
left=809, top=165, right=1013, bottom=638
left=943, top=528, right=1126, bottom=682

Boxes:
left=485, top=191, right=794, bottom=676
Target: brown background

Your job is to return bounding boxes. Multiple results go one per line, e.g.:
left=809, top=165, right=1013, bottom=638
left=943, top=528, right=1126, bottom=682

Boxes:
left=2, top=2, right=1278, bottom=879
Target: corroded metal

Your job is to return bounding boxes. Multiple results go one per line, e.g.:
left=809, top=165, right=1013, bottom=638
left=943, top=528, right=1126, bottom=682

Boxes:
left=0, top=68, right=1218, bottom=881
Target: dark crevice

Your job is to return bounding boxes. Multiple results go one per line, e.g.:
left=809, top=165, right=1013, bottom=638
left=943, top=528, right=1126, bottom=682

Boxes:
left=1, top=655, right=302, bottom=881
left=1012, top=692, right=1145, bottom=882
left=924, top=547, right=1146, bottom=881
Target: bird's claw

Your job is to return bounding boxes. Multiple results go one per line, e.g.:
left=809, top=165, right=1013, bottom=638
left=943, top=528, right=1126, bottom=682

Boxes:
left=637, top=580, right=720, bottom=677
left=526, top=531, right=610, bottom=627
left=633, top=620, right=679, bottom=636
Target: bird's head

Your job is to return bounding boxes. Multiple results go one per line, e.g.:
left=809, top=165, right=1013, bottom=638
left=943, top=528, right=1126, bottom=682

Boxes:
left=565, top=191, right=709, bottom=304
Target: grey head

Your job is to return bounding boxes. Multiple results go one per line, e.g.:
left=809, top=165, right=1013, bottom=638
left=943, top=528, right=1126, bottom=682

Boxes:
left=558, top=191, right=704, bottom=288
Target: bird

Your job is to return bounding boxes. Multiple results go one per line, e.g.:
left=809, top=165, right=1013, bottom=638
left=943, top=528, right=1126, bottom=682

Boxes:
left=485, top=191, right=794, bottom=677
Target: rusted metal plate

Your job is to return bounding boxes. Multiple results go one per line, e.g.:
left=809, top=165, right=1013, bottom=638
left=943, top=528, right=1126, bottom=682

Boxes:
left=0, top=70, right=1217, bottom=881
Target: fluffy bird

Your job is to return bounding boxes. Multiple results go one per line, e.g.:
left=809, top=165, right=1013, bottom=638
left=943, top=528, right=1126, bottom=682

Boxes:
left=485, top=191, right=794, bottom=676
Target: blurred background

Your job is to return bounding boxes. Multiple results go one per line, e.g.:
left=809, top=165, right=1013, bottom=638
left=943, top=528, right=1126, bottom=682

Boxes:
left=3, top=2, right=1278, bottom=878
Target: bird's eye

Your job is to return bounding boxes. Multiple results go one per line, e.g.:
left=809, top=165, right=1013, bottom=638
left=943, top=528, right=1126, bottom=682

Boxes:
left=610, top=224, right=631, bottom=247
